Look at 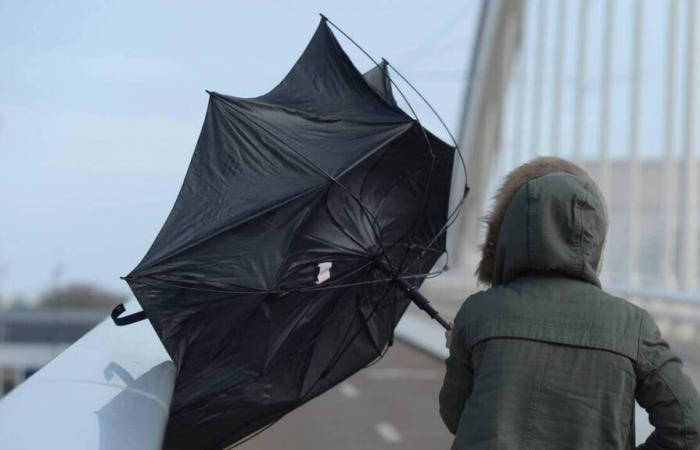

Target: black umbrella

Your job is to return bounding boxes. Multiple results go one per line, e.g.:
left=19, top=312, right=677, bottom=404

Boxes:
left=113, top=16, right=466, bottom=450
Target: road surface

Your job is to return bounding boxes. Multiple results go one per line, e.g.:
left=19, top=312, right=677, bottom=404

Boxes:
left=240, top=341, right=452, bottom=450
left=239, top=334, right=700, bottom=450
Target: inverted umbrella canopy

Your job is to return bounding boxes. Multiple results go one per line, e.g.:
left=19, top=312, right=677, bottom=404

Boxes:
left=122, top=17, right=458, bottom=450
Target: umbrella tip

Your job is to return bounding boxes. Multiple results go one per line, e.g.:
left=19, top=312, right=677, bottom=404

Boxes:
left=319, top=13, right=328, bottom=21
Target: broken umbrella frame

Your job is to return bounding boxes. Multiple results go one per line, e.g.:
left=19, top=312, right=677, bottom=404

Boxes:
left=112, top=16, right=466, bottom=332
left=111, top=14, right=468, bottom=450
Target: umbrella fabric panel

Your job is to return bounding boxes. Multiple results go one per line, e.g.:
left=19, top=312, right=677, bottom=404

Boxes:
left=163, top=278, right=411, bottom=450
left=132, top=93, right=412, bottom=274
left=130, top=187, right=326, bottom=292
left=131, top=19, right=415, bottom=275
left=363, top=60, right=398, bottom=107
left=257, top=21, right=408, bottom=122
left=126, top=188, right=326, bottom=360
left=379, top=126, right=454, bottom=278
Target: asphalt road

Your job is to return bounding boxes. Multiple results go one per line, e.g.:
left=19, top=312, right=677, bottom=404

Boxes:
left=239, top=337, right=700, bottom=450
left=239, top=341, right=452, bottom=450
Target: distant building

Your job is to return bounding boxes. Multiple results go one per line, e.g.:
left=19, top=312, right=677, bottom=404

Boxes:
left=0, top=308, right=105, bottom=397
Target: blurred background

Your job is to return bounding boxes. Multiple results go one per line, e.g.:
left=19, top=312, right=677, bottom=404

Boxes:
left=0, top=0, right=698, bottom=448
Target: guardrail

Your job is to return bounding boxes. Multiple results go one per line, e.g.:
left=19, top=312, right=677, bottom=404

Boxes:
left=607, top=284, right=700, bottom=346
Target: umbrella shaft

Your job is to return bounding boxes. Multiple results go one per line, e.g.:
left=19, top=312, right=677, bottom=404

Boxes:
left=375, top=262, right=451, bottom=330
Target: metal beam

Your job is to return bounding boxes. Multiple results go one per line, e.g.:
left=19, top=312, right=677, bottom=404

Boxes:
left=661, top=0, right=680, bottom=289
left=529, top=0, right=548, bottom=158
left=550, top=0, right=566, bottom=155
left=626, top=0, right=644, bottom=286
left=447, top=0, right=526, bottom=272
left=599, top=0, right=614, bottom=197
left=572, top=0, right=589, bottom=162
left=680, top=0, right=698, bottom=291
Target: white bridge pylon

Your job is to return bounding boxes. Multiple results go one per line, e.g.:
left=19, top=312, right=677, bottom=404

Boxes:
left=429, top=0, right=700, bottom=308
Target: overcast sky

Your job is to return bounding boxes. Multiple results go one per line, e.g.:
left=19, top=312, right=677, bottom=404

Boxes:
left=0, top=1, right=478, bottom=300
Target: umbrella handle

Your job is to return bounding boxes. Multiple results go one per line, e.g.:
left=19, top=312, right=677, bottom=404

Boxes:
left=374, top=262, right=452, bottom=331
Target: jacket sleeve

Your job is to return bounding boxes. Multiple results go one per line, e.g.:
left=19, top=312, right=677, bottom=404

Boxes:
left=439, top=304, right=473, bottom=435
left=635, top=309, right=700, bottom=450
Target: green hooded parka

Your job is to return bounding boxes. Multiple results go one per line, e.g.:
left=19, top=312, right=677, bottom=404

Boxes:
left=440, top=158, right=700, bottom=449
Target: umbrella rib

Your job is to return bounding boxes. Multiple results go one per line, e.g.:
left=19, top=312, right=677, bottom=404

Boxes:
left=324, top=20, right=440, bottom=281
left=130, top=264, right=443, bottom=295
left=323, top=17, right=469, bottom=286
left=322, top=189, right=372, bottom=253
left=212, top=92, right=412, bottom=127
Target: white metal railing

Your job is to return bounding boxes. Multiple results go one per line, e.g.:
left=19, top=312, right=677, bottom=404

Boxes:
left=608, top=284, right=700, bottom=346
left=607, top=284, right=700, bottom=306
left=490, top=0, right=700, bottom=298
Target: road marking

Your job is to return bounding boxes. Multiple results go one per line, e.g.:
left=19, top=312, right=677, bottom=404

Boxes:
left=375, top=422, right=402, bottom=444
left=366, top=368, right=439, bottom=380
left=339, top=382, right=359, bottom=399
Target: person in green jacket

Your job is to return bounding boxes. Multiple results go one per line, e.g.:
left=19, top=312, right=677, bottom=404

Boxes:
left=440, top=157, right=700, bottom=449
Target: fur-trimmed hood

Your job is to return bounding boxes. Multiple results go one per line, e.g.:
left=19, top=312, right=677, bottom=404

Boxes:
left=477, top=157, right=608, bottom=286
